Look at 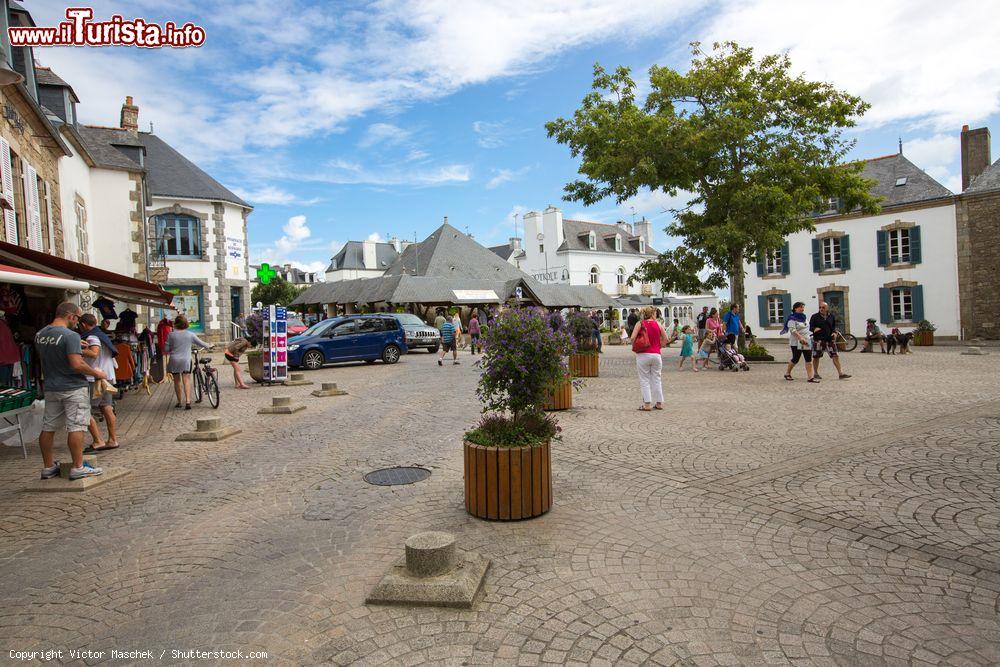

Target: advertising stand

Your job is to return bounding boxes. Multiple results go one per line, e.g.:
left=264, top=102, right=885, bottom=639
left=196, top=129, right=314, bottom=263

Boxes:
left=262, top=305, right=288, bottom=384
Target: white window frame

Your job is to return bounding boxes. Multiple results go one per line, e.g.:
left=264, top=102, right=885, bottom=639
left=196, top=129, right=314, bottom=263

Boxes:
left=766, top=296, right=784, bottom=325
left=616, top=267, right=626, bottom=285
left=0, top=137, right=16, bottom=244
left=588, top=231, right=596, bottom=250
left=888, top=228, right=910, bottom=264
left=891, top=287, right=913, bottom=322
left=614, top=234, right=622, bottom=252
left=589, top=266, right=600, bottom=285
left=639, top=238, right=645, bottom=253
left=822, top=237, right=841, bottom=270
left=75, top=201, right=89, bottom=264
left=764, top=250, right=783, bottom=276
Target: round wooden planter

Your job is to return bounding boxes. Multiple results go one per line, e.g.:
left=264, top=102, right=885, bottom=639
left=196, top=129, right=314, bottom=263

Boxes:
left=913, top=331, right=934, bottom=346
left=569, top=352, right=599, bottom=377
left=247, top=353, right=264, bottom=383
left=464, top=440, right=552, bottom=520
left=543, top=379, right=573, bottom=411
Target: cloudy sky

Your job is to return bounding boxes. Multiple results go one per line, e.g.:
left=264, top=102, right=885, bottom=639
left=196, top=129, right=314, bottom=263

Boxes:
left=26, top=0, right=1000, bottom=274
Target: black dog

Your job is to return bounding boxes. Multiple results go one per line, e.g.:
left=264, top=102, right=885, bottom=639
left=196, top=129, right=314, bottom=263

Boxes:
left=885, top=331, right=913, bottom=355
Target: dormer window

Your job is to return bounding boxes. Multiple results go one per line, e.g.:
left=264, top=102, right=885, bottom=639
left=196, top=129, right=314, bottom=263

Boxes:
left=639, top=238, right=646, bottom=253
left=614, top=234, right=622, bottom=252
left=588, top=231, right=596, bottom=250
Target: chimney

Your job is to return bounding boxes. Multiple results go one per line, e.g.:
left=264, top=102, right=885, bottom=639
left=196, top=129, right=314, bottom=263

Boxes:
left=509, top=237, right=522, bottom=251
left=633, top=216, right=652, bottom=246
left=615, top=220, right=633, bottom=235
left=362, top=239, right=377, bottom=269
left=390, top=236, right=402, bottom=253
left=443, top=216, right=449, bottom=226
left=961, top=125, right=991, bottom=191
left=120, top=95, right=139, bottom=135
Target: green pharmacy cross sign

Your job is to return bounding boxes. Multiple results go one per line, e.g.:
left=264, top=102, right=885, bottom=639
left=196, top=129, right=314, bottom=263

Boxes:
left=257, top=263, right=277, bottom=285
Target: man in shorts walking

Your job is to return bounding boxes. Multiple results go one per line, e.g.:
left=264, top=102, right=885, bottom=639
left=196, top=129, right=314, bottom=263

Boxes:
left=810, top=301, right=851, bottom=380
left=35, top=302, right=108, bottom=480
left=438, top=314, right=460, bottom=366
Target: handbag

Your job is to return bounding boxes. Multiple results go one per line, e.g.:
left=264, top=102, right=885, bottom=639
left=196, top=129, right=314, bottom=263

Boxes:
left=632, top=321, right=650, bottom=353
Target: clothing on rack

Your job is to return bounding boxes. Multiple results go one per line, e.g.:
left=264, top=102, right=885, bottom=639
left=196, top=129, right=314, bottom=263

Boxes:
left=118, top=308, right=139, bottom=332
left=0, top=318, right=19, bottom=365
left=93, top=297, right=118, bottom=320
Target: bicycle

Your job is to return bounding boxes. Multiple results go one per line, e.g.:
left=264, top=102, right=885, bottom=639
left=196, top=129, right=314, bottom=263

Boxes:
left=191, top=348, right=221, bottom=409
left=831, top=329, right=858, bottom=352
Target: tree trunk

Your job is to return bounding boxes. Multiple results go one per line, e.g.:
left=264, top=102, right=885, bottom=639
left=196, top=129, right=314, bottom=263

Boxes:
left=730, top=251, right=746, bottom=350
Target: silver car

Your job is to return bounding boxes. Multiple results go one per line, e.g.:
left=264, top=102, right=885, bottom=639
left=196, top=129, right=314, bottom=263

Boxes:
left=391, top=313, right=441, bottom=353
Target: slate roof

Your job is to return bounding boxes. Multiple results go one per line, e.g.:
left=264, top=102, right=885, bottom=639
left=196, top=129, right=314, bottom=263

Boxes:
left=965, top=158, right=1000, bottom=195
left=34, top=66, right=79, bottom=101
left=815, top=153, right=953, bottom=219
left=488, top=244, right=515, bottom=261
left=138, top=133, right=251, bottom=208
left=326, top=241, right=400, bottom=273
left=557, top=219, right=659, bottom=256
left=76, top=126, right=144, bottom=171
left=293, top=222, right=613, bottom=308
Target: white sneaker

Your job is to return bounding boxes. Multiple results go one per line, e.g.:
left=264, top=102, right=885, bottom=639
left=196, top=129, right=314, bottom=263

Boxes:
left=69, top=462, right=104, bottom=480
left=40, top=461, right=60, bottom=479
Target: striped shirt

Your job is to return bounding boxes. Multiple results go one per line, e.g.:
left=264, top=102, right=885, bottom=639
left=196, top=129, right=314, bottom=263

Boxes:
left=440, top=322, right=455, bottom=343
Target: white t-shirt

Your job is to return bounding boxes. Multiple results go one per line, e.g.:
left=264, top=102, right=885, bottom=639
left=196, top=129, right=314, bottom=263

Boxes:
left=86, top=335, right=116, bottom=381
left=786, top=319, right=811, bottom=349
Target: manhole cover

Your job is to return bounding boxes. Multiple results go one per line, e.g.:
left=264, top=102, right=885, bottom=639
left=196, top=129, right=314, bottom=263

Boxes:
left=363, top=467, right=431, bottom=486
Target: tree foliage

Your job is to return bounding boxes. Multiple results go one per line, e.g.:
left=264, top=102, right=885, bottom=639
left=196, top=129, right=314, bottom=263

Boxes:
left=546, top=41, right=881, bottom=317
left=251, top=276, right=303, bottom=308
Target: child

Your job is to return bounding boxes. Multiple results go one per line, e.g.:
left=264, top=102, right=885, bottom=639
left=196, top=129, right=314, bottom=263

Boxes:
left=697, top=329, right=716, bottom=369
left=678, top=325, right=698, bottom=371
left=724, top=333, right=747, bottom=368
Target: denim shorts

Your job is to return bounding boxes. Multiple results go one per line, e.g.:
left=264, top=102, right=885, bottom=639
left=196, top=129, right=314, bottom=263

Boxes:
left=42, top=386, right=91, bottom=433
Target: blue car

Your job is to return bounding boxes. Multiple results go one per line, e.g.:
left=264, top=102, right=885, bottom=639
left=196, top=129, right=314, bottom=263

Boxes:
left=288, top=315, right=408, bottom=370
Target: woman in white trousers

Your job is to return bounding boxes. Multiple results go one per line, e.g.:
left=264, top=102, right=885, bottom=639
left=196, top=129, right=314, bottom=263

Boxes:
left=631, top=306, right=667, bottom=411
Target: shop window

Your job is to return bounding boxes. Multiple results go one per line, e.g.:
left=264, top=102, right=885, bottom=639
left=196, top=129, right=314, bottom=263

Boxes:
left=155, top=214, right=202, bottom=258
left=165, top=286, right=204, bottom=332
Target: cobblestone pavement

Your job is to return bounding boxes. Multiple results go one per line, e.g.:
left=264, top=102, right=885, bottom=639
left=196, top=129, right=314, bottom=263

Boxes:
left=1, top=343, right=999, bottom=666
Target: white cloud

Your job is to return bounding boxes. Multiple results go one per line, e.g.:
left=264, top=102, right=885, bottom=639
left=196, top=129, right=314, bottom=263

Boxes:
left=230, top=185, right=320, bottom=206
left=473, top=121, right=512, bottom=148
left=359, top=123, right=411, bottom=148
left=366, top=232, right=386, bottom=242
left=275, top=215, right=311, bottom=253
left=903, top=134, right=960, bottom=192
left=701, top=0, right=1000, bottom=130
left=486, top=165, right=533, bottom=189
left=303, top=160, right=471, bottom=186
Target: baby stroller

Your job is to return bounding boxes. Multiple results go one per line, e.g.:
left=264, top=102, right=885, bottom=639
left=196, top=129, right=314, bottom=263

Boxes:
left=716, top=337, right=751, bottom=372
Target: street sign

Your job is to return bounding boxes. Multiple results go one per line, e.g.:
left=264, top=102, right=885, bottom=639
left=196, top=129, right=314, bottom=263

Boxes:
left=257, top=263, right=277, bottom=285
left=514, top=286, right=523, bottom=299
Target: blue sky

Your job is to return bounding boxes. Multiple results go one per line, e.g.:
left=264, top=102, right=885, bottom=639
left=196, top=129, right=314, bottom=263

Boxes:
left=28, top=0, right=1000, bottom=274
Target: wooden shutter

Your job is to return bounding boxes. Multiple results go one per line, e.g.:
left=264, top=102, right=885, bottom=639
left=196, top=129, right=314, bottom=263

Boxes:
left=0, top=137, right=16, bottom=244
left=755, top=252, right=763, bottom=277
left=910, top=285, right=924, bottom=322
left=44, top=180, right=55, bottom=254
left=909, top=226, right=921, bottom=264
left=781, top=293, right=792, bottom=321
left=840, top=235, right=850, bottom=270
left=811, top=238, right=821, bottom=272
left=879, top=287, right=891, bottom=324
left=757, top=294, right=768, bottom=327
left=22, top=161, right=42, bottom=251
left=780, top=242, right=790, bottom=276
left=876, top=230, right=888, bottom=267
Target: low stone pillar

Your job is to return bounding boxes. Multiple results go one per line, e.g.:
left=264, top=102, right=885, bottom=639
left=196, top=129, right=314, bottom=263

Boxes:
left=961, top=346, right=987, bottom=355
left=258, top=395, right=306, bottom=414
left=176, top=417, right=242, bottom=441
left=405, top=532, right=456, bottom=577
left=311, top=382, right=347, bottom=397
left=283, top=372, right=313, bottom=387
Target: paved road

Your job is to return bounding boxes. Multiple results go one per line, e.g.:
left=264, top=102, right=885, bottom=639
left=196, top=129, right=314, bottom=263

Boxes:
left=1, top=343, right=999, bottom=665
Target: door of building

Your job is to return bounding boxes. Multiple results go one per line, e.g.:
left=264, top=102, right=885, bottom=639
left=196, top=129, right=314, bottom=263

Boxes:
left=823, top=290, right=847, bottom=332
left=230, top=287, right=242, bottom=323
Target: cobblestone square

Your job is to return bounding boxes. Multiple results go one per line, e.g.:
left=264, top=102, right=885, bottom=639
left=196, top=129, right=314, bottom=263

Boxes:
left=1, top=343, right=999, bottom=665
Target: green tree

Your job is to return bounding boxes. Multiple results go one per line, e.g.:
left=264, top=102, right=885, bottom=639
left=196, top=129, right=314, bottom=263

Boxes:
left=546, top=42, right=881, bottom=344
left=251, top=276, right=302, bottom=307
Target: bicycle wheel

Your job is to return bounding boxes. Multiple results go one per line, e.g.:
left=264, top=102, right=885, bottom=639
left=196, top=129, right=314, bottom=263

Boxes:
left=842, top=333, right=858, bottom=352
left=193, top=368, right=203, bottom=402
left=206, top=372, right=220, bottom=409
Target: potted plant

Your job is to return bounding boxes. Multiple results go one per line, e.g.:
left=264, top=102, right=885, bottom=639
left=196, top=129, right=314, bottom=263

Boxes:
left=243, top=312, right=265, bottom=382
left=464, top=305, right=574, bottom=520
left=567, top=311, right=599, bottom=377
left=913, top=320, right=936, bottom=346
left=741, top=341, right=775, bottom=362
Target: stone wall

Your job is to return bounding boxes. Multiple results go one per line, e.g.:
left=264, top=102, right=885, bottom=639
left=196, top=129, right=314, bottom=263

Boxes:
left=956, top=190, right=1000, bottom=339
left=0, top=85, right=64, bottom=255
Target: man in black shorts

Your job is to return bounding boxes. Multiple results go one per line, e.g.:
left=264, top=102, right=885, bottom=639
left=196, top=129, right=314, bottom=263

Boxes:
left=810, top=301, right=851, bottom=380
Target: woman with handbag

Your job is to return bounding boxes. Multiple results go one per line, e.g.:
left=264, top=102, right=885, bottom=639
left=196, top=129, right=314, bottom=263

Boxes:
left=631, top=306, right=668, bottom=412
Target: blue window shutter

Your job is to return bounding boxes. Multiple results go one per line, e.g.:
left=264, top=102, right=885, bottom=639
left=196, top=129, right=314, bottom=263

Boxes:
left=840, top=235, right=850, bottom=270
left=811, top=238, right=821, bottom=273
left=877, top=230, right=887, bottom=267
left=755, top=252, right=763, bottom=277
left=781, top=293, right=792, bottom=321
left=780, top=242, right=790, bottom=276
left=757, top=294, right=768, bottom=327
left=909, top=226, right=921, bottom=264
left=911, top=285, right=924, bottom=321
left=879, top=287, right=891, bottom=324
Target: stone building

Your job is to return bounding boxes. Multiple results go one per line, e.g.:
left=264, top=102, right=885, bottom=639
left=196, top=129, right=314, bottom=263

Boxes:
left=956, top=125, right=1000, bottom=340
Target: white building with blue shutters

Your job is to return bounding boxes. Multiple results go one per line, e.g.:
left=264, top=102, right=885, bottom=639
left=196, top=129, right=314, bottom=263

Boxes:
left=744, top=152, right=960, bottom=339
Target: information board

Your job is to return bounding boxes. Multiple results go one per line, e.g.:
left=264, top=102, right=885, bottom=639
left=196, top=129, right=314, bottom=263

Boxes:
left=262, top=305, right=288, bottom=382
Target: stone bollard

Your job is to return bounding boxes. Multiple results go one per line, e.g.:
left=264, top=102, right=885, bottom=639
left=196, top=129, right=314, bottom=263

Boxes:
left=366, top=531, right=490, bottom=609
left=176, top=417, right=242, bottom=441
left=311, top=381, right=347, bottom=397
left=961, top=346, right=987, bottom=355
left=283, top=372, right=313, bottom=387
left=405, top=532, right=456, bottom=577
left=258, top=395, right=306, bottom=414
